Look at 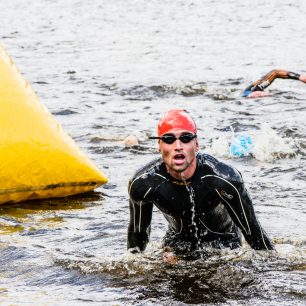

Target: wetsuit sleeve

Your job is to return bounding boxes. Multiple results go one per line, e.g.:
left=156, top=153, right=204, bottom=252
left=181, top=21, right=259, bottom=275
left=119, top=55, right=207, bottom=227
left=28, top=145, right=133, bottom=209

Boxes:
left=241, top=69, right=301, bottom=97
left=127, top=176, right=154, bottom=253
left=201, top=163, right=274, bottom=250
left=216, top=179, right=274, bottom=250
left=128, top=198, right=153, bottom=253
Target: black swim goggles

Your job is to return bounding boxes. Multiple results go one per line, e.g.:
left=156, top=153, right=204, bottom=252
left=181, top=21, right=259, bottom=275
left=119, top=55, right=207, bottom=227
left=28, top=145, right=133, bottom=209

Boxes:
left=149, top=133, right=197, bottom=144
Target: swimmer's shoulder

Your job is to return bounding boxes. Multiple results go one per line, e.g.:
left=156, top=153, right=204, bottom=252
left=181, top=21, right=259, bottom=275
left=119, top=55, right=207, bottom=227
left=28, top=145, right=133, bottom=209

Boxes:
left=131, top=157, right=164, bottom=180
left=197, top=153, right=243, bottom=185
left=128, top=157, right=166, bottom=200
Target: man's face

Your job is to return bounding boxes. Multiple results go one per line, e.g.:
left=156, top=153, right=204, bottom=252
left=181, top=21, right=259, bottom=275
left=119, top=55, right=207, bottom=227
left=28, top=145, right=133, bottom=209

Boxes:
left=158, top=130, right=199, bottom=180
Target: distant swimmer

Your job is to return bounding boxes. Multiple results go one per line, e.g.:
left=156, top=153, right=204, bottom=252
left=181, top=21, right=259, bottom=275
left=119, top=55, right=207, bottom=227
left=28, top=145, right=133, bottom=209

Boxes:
left=127, top=109, right=274, bottom=263
left=241, top=69, right=306, bottom=98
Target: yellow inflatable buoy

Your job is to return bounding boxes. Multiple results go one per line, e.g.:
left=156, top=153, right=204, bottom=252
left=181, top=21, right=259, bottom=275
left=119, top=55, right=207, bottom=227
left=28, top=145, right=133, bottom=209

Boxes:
left=0, top=45, right=108, bottom=204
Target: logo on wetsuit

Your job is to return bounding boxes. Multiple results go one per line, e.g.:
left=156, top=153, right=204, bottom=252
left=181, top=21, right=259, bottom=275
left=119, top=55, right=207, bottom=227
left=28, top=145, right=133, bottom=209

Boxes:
left=220, top=190, right=233, bottom=200
left=257, top=80, right=270, bottom=90
left=172, top=180, right=191, bottom=186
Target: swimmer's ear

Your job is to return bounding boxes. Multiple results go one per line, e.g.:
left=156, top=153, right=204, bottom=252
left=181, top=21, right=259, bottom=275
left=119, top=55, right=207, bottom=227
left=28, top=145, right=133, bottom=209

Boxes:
left=195, top=139, right=199, bottom=152
left=158, top=140, right=162, bottom=152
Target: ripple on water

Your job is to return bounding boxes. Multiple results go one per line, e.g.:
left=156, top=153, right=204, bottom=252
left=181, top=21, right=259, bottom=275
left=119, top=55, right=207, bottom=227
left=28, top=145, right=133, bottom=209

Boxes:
left=1, top=0, right=306, bottom=304
left=52, top=243, right=305, bottom=305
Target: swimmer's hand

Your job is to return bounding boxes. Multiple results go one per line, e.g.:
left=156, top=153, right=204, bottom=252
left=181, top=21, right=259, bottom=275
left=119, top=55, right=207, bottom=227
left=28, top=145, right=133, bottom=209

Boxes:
left=163, top=248, right=179, bottom=264
left=299, top=75, right=306, bottom=83
left=247, top=91, right=270, bottom=98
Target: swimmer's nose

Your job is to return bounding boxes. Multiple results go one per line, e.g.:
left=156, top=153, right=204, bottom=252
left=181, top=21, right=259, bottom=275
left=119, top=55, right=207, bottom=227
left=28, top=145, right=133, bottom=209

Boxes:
left=175, top=139, right=183, bottom=149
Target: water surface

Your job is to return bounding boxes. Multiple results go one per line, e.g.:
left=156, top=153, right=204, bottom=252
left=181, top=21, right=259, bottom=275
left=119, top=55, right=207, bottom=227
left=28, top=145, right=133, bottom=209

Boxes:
left=0, top=0, right=305, bottom=305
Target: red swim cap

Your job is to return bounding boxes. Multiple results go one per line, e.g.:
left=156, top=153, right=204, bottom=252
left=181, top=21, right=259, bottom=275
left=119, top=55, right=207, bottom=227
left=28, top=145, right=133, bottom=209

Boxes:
left=157, top=109, right=197, bottom=136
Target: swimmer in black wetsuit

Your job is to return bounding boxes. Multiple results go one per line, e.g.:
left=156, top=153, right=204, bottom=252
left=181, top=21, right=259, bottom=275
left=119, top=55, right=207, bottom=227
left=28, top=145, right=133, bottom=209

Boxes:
left=127, top=109, right=274, bottom=263
left=241, top=69, right=306, bottom=98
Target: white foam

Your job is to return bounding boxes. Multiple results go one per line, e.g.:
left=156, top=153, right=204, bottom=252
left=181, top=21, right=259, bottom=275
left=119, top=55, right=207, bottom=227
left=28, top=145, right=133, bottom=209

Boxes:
left=207, top=125, right=299, bottom=162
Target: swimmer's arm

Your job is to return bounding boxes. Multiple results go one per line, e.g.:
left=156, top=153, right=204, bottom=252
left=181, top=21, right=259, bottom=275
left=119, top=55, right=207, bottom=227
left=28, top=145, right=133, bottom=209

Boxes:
left=242, top=69, right=305, bottom=98
left=224, top=183, right=274, bottom=250
left=127, top=198, right=153, bottom=253
left=241, top=70, right=279, bottom=97
left=205, top=163, right=274, bottom=250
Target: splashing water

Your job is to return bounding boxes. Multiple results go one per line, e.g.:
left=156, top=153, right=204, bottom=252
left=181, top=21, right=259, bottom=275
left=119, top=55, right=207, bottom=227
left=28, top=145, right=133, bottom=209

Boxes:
left=1, top=0, right=305, bottom=304
left=180, top=173, right=200, bottom=249
left=208, top=125, right=298, bottom=162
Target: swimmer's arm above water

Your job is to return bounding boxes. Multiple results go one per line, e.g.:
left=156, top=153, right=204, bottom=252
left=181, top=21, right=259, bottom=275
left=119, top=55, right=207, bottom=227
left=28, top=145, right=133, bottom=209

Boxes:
left=241, top=69, right=306, bottom=98
left=127, top=198, right=153, bottom=253
left=220, top=181, right=274, bottom=250
left=205, top=167, right=274, bottom=250
left=127, top=191, right=179, bottom=263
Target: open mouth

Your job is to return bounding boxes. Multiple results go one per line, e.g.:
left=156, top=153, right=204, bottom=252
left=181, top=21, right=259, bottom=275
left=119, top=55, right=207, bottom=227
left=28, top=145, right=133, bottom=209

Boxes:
left=173, top=154, right=185, bottom=165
